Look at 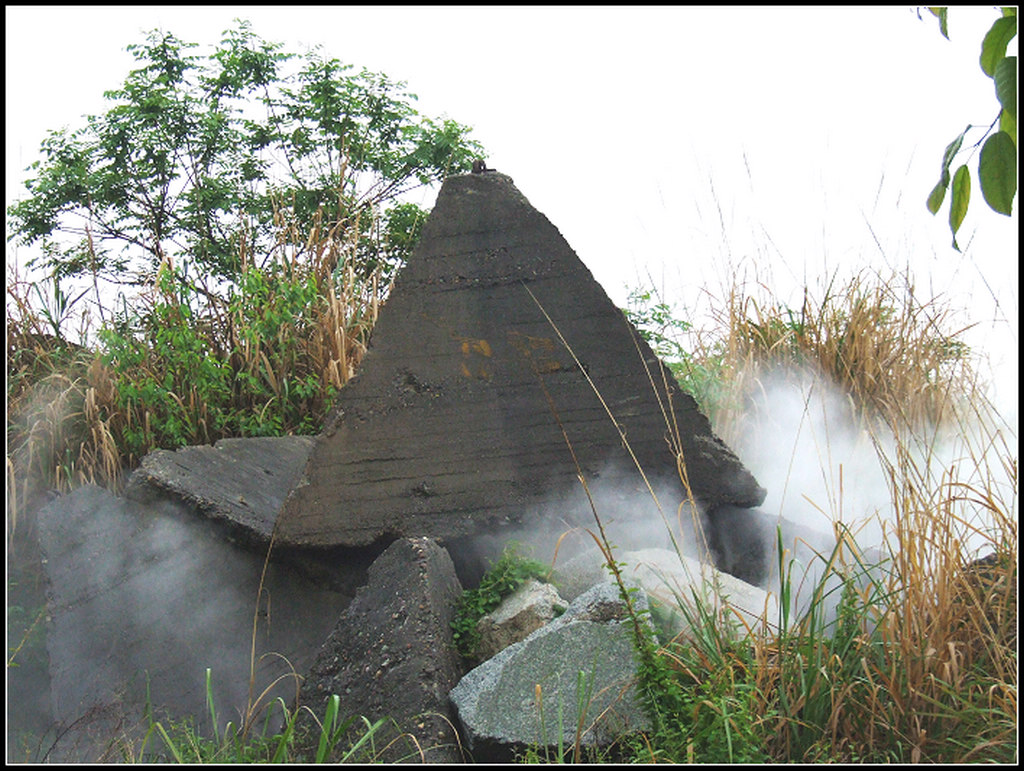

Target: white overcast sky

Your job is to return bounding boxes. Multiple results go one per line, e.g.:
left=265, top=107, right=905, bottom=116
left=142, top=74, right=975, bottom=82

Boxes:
left=5, top=5, right=1018, bottom=414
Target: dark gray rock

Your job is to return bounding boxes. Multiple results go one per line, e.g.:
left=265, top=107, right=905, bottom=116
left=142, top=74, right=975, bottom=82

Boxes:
left=279, top=171, right=765, bottom=549
left=449, top=583, right=651, bottom=760
left=36, top=484, right=356, bottom=762
left=295, top=537, right=467, bottom=763
left=124, top=436, right=315, bottom=543
left=705, top=504, right=777, bottom=586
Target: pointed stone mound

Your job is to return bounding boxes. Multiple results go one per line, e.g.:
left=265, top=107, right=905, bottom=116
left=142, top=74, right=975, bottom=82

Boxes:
left=278, top=172, right=764, bottom=548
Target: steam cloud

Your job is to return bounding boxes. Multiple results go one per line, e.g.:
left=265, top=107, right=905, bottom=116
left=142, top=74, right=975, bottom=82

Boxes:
left=495, top=360, right=1011, bottom=630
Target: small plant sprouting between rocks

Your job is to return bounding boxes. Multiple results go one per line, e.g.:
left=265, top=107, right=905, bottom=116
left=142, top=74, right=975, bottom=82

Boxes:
left=450, top=542, right=553, bottom=661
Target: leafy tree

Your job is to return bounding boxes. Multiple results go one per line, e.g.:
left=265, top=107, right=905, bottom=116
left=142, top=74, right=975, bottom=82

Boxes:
left=5, top=20, right=485, bottom=466
left=924, top=7, right=1017, bottom=250
left=6, top=19, right=483, bottom=286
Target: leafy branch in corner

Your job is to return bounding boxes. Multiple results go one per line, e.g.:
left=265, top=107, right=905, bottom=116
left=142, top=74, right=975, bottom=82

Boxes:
left=923, top=7, right=1017, bottom=251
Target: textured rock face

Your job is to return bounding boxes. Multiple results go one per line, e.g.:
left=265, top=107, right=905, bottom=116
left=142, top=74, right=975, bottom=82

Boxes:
left=279, top=171, right=765, bottom=549
left=295, top=537, right=466, bottom=763
left=704, top=504, right=777, bottom=586
left=475, top=578, right=567, bottom=661
left=450, top=582, right=652, bottom=760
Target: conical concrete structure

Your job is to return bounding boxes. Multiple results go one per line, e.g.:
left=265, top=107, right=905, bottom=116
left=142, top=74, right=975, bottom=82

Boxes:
left=278, top=172, right=765, bottom=548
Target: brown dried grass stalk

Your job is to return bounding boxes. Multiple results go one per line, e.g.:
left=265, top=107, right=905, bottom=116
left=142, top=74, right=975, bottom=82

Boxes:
left=6, top=289, right=122, bottom=533
left=701, top=269, right=978, bottom=446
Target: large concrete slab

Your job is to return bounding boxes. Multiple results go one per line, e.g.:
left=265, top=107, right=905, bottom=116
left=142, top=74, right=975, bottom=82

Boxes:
left=124, top=436, right=315, bottom=543
left=279, top=171, right=765, bottom=548
left=35, top=485, right=357, bottom=761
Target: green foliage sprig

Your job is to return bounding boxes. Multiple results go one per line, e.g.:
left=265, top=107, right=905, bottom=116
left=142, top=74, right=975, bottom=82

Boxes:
left=623, top=286, right=728, bottom=420
left=96, top=257, right=358, bottom=462
left=925, top=7, right=1017, bottom=250
left=450, top=543, right=552, bottom=660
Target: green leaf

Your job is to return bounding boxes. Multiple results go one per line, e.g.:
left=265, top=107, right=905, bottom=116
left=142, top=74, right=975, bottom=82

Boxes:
left=979, top=130, right=1017, bottom=215
left=927, top=177, right=948, bottom=214
left=1000, top=108, right=1016, bottom=146
left=942, top=125, right=970, bottom=170
left=949, top=164, right=971, bottom=251
left=994, top=56, right=1017, bottom=122
left=980, top=16, right=1017, bottom=76
left=928, top=7, right=949, bottom=39
left=927, top=125, right=970, bottom=214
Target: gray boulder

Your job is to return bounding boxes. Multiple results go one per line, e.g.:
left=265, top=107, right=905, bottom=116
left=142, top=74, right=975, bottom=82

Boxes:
left=617, top=548, right=778, bottom=633
left=552, top=545, right=779, bottom=637
left=475, top=578, right=567, bottom=662
left=450, top=583, right=651, bottom=760
left=295, top=537, right=466, bottom=763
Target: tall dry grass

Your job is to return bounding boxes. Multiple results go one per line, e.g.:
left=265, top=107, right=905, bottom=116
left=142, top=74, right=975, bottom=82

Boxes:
left=735, top=407, right=1017, bottom=762
left=6, top=272, right=120, bottom=540
left=651, top=268, right=1018, bottom=762
left=681, top=269, right=978, bottom=445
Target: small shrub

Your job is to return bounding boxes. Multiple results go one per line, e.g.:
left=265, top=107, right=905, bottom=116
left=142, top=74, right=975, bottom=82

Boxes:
left=96, top=257, right=354, bottom=461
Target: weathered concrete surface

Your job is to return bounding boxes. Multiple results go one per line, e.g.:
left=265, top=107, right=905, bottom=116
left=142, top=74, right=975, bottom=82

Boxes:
left=279, top=171, right=765, bottom=549
left=36, top=484, right=360, bottom=762
left=124, top=436, right=315, bottom=543
left=450, top=582, right=652, bottom=761
left=295, top=537, right=466, bottom=763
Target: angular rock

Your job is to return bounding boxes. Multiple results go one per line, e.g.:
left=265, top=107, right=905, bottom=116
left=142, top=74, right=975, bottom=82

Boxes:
left=704, top=504, right=777, bottom=586
left=556, top=581, right=647, bottom=625
left=616, top=548, right=778, bottom=633
left=450, top=583, right=651, bottom=760
left=36, top=484, right=356, bottom=762
left=475, top=578, right=567, bottom=662
left=552, top=544, right=777, bottom=634
left=124, top=436, right=315, bottom=543
left=296, top=537, right=466, bottom=763
left=279, top=171, right=765, bottom=549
